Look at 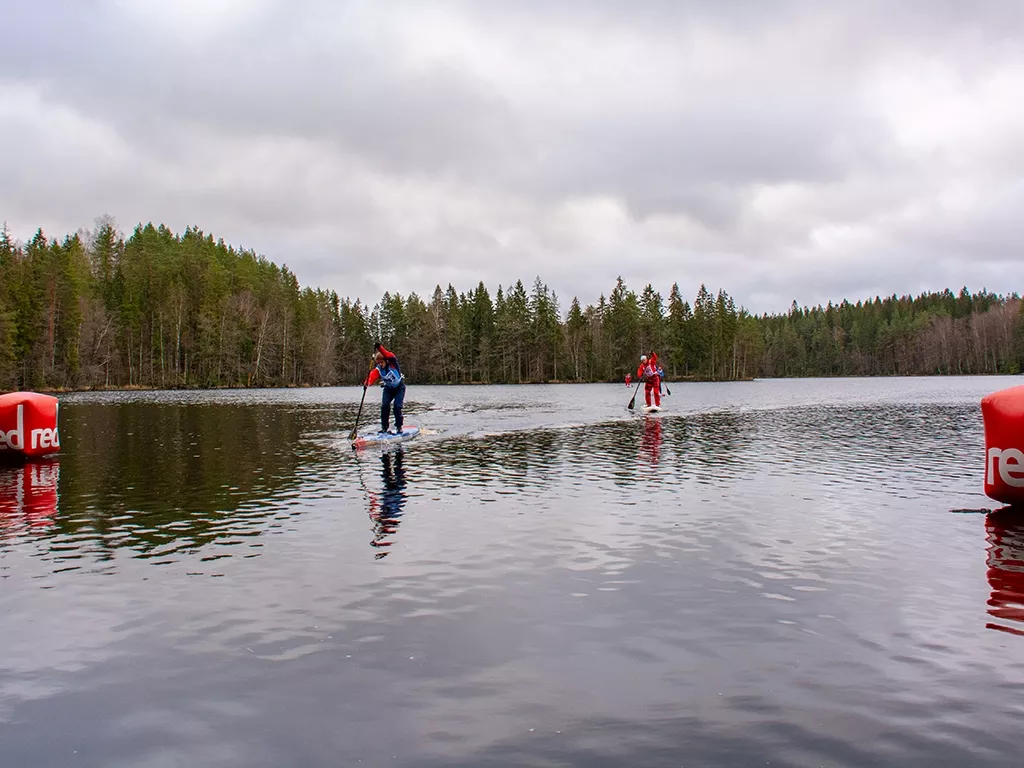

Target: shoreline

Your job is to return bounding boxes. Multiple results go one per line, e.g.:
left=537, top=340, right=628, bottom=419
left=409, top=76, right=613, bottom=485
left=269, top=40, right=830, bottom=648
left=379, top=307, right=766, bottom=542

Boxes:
left=17, top=372, right=1020, bottom=394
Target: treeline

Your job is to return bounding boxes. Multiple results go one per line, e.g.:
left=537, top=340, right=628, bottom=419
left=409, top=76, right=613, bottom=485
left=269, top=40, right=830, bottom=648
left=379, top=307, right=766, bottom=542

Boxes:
left=1, top=219, right=1022, bottom=389
left=0, top=219, right=365, bottom=389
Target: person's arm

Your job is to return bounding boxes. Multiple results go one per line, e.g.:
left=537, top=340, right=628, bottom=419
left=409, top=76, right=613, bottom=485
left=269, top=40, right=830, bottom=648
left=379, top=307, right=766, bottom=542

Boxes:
left=365, top=367, right=381, bottom=386
left=375, top=342, right=398, bottom=364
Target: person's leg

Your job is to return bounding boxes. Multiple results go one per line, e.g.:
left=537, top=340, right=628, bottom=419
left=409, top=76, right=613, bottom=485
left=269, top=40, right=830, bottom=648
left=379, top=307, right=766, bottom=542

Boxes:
left=393, top=382, right=406, bottom=431
left=380, top=388, right=394, bottom=431
left=653, top=381, right=661, bottom=407
left=645, top=381, right=652, bottom=406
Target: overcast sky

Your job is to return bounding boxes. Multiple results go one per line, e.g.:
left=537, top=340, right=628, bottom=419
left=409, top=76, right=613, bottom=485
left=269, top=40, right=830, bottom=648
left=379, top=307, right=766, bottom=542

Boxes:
left=1, top=1, right=1022, bottom=314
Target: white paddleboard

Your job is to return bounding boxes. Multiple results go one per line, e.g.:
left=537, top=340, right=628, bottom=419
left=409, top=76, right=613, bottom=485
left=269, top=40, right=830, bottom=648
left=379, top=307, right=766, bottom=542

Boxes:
left=642, top=405, right=662, bottom=413
left=352, top=426, right=420, bottom=449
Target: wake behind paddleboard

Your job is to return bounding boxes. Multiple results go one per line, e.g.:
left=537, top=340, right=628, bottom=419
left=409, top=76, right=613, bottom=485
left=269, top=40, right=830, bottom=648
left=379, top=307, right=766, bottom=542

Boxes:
left=352, top=426, right=420, bottom=449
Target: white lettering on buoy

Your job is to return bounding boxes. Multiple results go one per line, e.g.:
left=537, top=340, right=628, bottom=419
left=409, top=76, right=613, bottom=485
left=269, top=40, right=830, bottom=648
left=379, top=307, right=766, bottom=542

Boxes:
left=987, top=447, right=1024, bottom=488
left=0, top=404, right=24, bottom=451
left=31, top=427, right=59, bottom=451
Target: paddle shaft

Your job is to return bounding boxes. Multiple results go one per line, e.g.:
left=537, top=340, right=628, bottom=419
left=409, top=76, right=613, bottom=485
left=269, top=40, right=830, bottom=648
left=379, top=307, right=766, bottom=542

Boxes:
left=349, top=366, right=375, bottom=441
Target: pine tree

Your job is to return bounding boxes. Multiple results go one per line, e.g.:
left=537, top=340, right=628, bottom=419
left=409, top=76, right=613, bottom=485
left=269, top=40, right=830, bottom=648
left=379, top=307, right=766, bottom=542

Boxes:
left=529, top=277, right=560, bottom=381
left=604, top=277, right=640, bottom=378
left=691, top=284, right=714, bottom=378
left=1014, top=301, right=1024, bottom=374
left=565, top=297, right=586, bottom=381
left=466, top=282, right=494, bottom=381
left=639, top=284, right=665, bottom=361
left=0, top=224, right=19, bottom=386
left=666, top=283, right=689, bottom=377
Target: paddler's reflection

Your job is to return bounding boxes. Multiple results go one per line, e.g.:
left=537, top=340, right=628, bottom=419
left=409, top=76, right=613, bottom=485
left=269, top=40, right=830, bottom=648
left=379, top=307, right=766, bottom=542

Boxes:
left=640, top=417, right=662, bottom=466
left=369, top=448, right=408, bottom=558
left=984, top=508, right=1024, bottom=637
left=0, top=460, right=60, bottom=539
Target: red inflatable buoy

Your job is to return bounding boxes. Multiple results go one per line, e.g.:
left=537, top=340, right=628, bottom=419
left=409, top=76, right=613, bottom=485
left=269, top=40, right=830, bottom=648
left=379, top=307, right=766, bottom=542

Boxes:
left=982, top=385, right=1024, bottom=506
left=0, top=392, right=61, bottom=460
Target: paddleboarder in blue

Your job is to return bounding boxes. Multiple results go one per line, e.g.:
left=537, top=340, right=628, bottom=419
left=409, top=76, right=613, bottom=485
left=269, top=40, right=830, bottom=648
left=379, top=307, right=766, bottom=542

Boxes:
left=364, top=343, right=406, bottom=433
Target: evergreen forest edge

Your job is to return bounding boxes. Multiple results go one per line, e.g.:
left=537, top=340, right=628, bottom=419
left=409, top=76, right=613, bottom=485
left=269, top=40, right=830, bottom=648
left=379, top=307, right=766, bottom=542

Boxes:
left=1, top=219, right=1022, bottom=391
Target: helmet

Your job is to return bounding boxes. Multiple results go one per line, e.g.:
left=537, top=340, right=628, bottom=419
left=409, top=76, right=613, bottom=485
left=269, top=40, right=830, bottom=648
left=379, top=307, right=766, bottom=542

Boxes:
left=640, top=355, right=647, bottom=362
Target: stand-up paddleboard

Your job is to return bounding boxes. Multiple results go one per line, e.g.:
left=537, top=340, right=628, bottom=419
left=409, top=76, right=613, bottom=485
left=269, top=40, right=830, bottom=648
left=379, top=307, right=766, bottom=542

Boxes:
left=642, top=405, right=662, bottom=413
left=352, top=426, right=420, bottom=449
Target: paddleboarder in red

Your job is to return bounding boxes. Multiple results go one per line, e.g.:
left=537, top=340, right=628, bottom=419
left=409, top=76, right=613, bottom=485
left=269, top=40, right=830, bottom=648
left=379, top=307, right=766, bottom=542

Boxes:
left=637, top=352, right=661, bottom=408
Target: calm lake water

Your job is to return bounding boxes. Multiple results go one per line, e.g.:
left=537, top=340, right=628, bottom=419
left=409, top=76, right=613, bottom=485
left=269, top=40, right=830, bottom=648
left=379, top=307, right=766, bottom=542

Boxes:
left=2, top=377, right=1023, bottom=767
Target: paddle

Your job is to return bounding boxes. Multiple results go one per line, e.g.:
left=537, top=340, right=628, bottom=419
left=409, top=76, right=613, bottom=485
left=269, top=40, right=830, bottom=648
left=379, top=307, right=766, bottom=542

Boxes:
left=627, top=377, right=644, bottom=410
left=654, top=357, right=670, bottom=395
left=349, top=365, right=374, bottom=441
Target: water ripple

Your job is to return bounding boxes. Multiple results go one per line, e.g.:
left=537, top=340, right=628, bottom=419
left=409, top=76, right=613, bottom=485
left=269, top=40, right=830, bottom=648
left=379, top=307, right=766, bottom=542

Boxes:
left=2, top=378, right=1023, bottom=766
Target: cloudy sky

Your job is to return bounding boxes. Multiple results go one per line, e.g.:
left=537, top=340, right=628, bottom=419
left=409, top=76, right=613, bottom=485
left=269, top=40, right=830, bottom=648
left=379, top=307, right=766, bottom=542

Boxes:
left=1, top=0, right=1022, bottom=314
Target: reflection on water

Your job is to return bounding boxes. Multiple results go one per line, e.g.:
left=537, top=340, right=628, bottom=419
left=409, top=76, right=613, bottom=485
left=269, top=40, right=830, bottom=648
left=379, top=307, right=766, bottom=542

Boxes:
left=985, top=509, right=1024, bottom=637
left=38, top=402, right=317, bottom=562
left=2, top=379, right=1024, bottom=768
left=366, top=448, right=409, bottom=558
left=640, top=417, right=662, bottom=466
left=0, top=460, right=59, bottom=538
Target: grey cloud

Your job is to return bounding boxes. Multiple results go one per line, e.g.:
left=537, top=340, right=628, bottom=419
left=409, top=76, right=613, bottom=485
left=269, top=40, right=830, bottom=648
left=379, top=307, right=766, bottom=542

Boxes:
left=2, top=1, right=1023, bottom=314
left=3, top=3, right=521, bottom=176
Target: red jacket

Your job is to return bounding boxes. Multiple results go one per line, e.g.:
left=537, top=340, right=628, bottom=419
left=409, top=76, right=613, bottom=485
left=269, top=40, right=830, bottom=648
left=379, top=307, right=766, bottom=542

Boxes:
left=365, top=345, right=399, bottom=386
left=637, top=352, right=659, bottom=381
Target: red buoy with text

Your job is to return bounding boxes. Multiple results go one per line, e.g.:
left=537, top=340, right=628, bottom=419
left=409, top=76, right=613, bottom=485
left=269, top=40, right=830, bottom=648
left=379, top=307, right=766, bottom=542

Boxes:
left=982, top=385, right=1024, bottom=506
left=0, top=392, right=60, bottom=460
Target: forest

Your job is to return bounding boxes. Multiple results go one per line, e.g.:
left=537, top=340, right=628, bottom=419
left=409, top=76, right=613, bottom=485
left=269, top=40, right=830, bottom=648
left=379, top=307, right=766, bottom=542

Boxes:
left=1, top=219, right=1022, bottom=390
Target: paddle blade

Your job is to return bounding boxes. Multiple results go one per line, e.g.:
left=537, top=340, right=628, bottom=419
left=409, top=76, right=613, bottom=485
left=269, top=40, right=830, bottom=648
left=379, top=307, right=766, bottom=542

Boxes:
left=627, top=394, right=636, bottom=410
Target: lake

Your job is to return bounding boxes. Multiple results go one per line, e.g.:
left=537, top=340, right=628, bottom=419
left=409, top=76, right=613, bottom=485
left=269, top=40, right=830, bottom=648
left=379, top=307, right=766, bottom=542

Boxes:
left=2, top=377, right=1023, bottom=767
